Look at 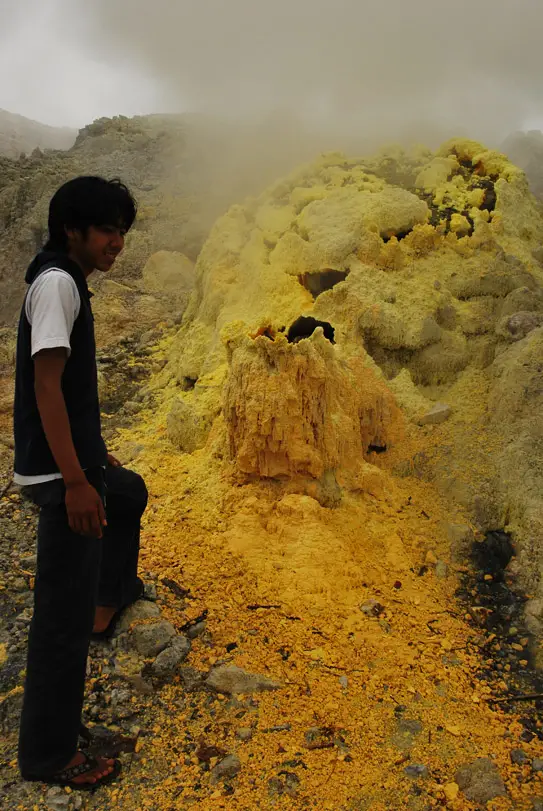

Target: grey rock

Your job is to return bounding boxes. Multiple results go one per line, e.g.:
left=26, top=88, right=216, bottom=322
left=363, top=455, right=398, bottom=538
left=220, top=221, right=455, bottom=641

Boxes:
left=117, top=600, right=160, bottom=633
left=391, top=718, right=423, bottom=753
left=187, top=621, right=207, bottom=639
left=0, top=688, right=23, bottom=734
left=151, top=635, right=191, bottom=677
left=268, top=777, right=285, bottom=797
left=497, top=310, right=543, bottom=341
left=305, top=727, right=323, bottom=745
left=532, top=759, right=543, bottom=772
left=379, top=619, right=391, bottom=633
left=397, top=718, right=423, bottom=736
left=511, top=748, right=529, bottom=765
left=418, top=402, right=452, bottom=426
left=20, top=554, right=37, bottom=571
left=236, top=727, right=253, bottom=741
left=110, top=688, right=131, bottom=707
left=206, top=665, right=282, bottom=695
left=435, top=560, right=449, bottom=579
left=15, top=607, right=32, bottom=625
left=45, top=787, right=71, bottom=810
left=130, top=620, right=176, bottom=657
left=123, top=400, right=140, bottom=415
left=210, top=754, right=241, bottom=785
left=143, top=582, right=158, bottom=601
left=268, top=771, right=300, bottom=797
left=360, top=599, right=384, bottom=616
left=339, top=676, right=349, bottom=689
left=525, top=598, right=543, bottom=635
left=404, top=764, right=429, bottom=779
left=455, top=758, right=506, bottom=804
left=179, top=666, right=206, bottom=692
left=533, top=800, right=543, bottom=811
left=126, top=674, right=154, bottom=695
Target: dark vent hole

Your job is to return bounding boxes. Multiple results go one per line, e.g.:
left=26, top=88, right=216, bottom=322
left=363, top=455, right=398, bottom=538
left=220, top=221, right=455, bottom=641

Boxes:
left=287, top=316, right=335, bottom=344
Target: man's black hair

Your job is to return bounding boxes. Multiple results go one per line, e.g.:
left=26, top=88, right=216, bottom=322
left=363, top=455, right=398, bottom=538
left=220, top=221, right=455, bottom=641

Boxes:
left=44, top=176, right=137, bottom=251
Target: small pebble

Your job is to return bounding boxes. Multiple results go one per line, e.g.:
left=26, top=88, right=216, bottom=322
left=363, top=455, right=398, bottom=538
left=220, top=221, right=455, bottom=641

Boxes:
left=510, top=748, right=529, bottom=765
left=236, top=727, right=253, bottom=741
left=404, top=764, right=429, bottom=779
left=210, top=754, right=241, bottom=784
left=187, top=621, right=206, bottom=640
left=435, top=561, right=449, bottom=579
left=143, top=582, right=158, bottom=601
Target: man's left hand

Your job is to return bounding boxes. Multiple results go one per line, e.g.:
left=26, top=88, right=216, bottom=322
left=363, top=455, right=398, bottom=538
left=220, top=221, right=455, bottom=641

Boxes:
left=107, top=452, right=122, bottom=467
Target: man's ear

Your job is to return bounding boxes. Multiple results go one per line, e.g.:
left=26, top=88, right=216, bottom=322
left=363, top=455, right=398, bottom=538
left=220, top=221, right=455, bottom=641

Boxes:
left=65, top=226, right=82, bottom=244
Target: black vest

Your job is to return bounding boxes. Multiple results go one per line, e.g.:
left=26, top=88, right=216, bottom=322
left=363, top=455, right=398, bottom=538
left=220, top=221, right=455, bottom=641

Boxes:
left=13, top=251, right=107, bottom=476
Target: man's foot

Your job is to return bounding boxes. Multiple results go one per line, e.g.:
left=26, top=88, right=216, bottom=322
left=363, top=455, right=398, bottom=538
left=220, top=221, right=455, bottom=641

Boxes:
left=93, top=606, right=117, bottom=634
left=61, top=751, right=115, bottom=786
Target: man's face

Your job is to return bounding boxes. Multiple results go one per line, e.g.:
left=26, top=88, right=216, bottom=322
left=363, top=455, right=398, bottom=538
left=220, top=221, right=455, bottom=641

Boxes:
left=68, top=224, right=126, bottom=273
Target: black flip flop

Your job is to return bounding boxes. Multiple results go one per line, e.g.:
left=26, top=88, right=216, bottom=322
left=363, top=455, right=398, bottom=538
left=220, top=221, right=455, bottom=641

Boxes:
left=26, top=752, right=121, bottom=791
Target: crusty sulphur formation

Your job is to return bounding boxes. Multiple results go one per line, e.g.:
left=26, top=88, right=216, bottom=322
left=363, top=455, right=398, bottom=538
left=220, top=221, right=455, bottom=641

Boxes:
left=152, top=138, right=543, bottom=633
left=222, top=324, right=401, bottom=503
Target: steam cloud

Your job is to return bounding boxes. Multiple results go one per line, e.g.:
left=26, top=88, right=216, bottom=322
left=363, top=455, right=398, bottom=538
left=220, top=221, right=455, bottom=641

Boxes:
left=2, top=1, right=543, bottom=145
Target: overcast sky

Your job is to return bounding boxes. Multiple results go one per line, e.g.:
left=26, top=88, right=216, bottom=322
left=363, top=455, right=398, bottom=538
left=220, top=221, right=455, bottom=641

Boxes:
left=1, top=0, right=543, bottom=142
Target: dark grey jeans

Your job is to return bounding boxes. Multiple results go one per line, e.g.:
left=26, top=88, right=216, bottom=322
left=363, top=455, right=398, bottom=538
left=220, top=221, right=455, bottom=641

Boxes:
left=18, top=464, right=147, bottom=778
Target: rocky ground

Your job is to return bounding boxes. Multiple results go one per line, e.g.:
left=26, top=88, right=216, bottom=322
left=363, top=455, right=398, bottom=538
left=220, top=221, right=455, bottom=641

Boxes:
left=1, top=401, right=543, bottom=810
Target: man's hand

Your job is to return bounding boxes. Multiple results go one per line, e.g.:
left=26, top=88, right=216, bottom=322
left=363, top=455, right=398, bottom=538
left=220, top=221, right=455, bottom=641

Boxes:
left=65, top=480, right=107, bottom=538
left=107, top=453, right=122, bottom=467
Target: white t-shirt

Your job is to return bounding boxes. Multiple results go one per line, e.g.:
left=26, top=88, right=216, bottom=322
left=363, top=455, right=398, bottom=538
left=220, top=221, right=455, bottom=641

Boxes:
left=14, top=269, right=81, bottom=486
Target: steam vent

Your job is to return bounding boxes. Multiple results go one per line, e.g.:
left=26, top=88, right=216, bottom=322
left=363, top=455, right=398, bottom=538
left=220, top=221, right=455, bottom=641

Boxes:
left=106, top=137, right=543, bottom=808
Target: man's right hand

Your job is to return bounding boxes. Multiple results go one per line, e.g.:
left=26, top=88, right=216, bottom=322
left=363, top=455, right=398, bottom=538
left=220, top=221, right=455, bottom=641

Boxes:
left=65, top=480, right=107, bottom=538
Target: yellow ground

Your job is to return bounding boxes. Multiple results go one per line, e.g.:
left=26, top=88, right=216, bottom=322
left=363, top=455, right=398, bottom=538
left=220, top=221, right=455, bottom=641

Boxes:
left=98, top=390, right=543, bottom=810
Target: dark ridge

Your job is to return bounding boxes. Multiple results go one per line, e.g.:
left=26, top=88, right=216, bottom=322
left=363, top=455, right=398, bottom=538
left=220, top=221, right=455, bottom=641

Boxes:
left=298, top=269, right=350, bottom=299
left=287, top=316, right=335, bottom=344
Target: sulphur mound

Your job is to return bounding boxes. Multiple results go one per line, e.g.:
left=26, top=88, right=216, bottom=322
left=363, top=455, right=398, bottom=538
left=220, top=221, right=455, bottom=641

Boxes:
left=112, top=139, right=543, bottom=809
left=147, top=138, right=543, bottom=643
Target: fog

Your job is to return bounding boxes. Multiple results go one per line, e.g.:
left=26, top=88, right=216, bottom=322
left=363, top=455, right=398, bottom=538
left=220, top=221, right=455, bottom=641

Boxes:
left=76, top=0, right=543, bottom=145
left=1, top=0, right=543, bottom=144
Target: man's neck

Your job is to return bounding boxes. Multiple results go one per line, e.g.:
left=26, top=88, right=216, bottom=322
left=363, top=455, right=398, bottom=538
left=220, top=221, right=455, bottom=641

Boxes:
left=67, top=250, right=94, bottom=279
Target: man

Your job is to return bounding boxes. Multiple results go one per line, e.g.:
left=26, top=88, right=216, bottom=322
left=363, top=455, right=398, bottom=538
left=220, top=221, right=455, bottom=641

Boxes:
left=14, top=176, right=148, bottom=788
